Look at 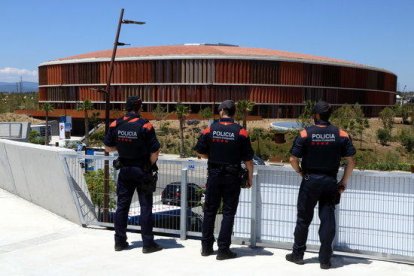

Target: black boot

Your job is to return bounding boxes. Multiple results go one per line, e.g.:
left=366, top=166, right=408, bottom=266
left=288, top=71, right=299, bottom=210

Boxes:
left=216, top=248, right=237, bottom=260
left=114, top=241, right=129, bottom=251
left=285, top=253, right=305, bottom=265
left=320, top=261, right=332, bottom=269
left=142, top=242, right=163, bottom=254
left=201, top=246, right=214, bottom=256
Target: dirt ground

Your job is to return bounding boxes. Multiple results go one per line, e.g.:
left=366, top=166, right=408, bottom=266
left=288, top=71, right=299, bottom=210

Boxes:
left=0, top=113, right=43, bottom=124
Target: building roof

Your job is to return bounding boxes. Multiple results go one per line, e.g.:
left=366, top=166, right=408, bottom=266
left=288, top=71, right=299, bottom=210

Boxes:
left=41, top=44, right=392, bottom=73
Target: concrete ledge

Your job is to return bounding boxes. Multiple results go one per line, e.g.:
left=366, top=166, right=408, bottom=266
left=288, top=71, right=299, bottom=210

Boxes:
left=0, top=139, right=81, bottom=224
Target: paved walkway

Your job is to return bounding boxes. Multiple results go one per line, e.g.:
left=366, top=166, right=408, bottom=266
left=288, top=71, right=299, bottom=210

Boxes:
left=0, top=189, right=413, bottom=276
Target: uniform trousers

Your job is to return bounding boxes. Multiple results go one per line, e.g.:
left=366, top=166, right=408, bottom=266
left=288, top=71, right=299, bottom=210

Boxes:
left=293, top=173, right=338, bottom=263
left=114, top=166, right=155, bottom=247
left=202, top=167, right=241, bottom=251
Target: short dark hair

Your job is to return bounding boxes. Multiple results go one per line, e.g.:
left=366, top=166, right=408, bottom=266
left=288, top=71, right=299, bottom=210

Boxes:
left=319, top=111, right=331, bottom=121
left=218, top=100, right=236, bottom=116
left=126, top=96, right=142, bottom=112
left=313, top=101, right=331, bottom=121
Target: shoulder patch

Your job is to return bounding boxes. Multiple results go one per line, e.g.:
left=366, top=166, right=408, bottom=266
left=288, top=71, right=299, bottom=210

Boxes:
left=129, top=118, right=139, bottom=123
left=143, top=122, right=153, bottom=131
left=109, top=120, right=117, bottom=128
left=239, top=128, right=249, bottom=138
left=300, top=129, right=308, bottom=138
left=339, top=129, right=349, bottom=138
left=201, top=127, right=211, bottom=135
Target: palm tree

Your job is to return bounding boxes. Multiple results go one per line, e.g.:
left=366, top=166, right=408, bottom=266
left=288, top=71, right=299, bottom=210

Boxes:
left=77, top=100, right=94, bottom=146
left=42, top=103, right=54, bottom=145
left=199, top=107, right=213, bottom=121
left=175, top=103, right=190, bottom=158
left=236, top=100, right=255, bottom=129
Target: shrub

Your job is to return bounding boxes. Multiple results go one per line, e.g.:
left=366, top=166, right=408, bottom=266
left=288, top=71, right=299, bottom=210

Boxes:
left=377, top=128, right=391, bottom=146
left=356, top=151, right=410, bottom=171
left=379, top=107, right=395, bottom=130
left=84, top=169, right=116, bottom=216
left=297, top=100, right=315, bottom=128
left=399, top=129, right=414, bottom=152
left=28, top=130, right=45, bottom=145
left=89, top=130, right=105, bottom=146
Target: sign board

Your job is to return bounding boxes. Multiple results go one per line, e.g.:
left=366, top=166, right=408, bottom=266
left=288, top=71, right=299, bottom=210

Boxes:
left=65, top=116, right=72, bottom=132
left=59, top=122, right=65, bottom=140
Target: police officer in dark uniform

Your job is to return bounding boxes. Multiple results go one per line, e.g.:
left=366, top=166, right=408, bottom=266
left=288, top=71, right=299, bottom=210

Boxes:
left=104, top=96, right=162, bottom=254
left=194, top=100, right=254, bottom=260
left=286, top=101, right=356, bottom=269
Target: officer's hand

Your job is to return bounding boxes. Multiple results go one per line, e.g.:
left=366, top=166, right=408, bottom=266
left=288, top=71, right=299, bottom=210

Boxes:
left=246, top=178, right=253, bottom=189
left=338, top=181, right=347, bottom=194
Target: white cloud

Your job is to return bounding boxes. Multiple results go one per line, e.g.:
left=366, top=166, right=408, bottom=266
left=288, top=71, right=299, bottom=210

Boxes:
left=0, top=67, right=38, bottom=82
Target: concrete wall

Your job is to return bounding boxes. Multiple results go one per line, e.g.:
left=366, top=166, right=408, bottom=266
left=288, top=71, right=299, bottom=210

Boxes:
left=0, top=139, right=82, bottom=224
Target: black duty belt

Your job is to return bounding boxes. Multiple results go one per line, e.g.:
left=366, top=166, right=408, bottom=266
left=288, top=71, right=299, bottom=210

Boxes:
left=119, top=159, right=146, bottom=168
left=304, top=169, right=337, bottom=178
left=208, top=162, right=241, bottom=175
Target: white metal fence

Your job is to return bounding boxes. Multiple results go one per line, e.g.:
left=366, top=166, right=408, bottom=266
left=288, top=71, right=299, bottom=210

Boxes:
left=62, top=154, right=414, bottom=264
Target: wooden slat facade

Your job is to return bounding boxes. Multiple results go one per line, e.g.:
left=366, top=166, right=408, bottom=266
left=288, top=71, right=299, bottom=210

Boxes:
left=38, top=58, right=397, bottom=117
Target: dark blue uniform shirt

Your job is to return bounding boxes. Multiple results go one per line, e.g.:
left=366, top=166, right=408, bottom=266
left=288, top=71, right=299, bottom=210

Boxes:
left=104, top=113, right=160, bottom=166
left=290, top=120, right=356, bottom=175
left=194, top=118, right=254, bottom=165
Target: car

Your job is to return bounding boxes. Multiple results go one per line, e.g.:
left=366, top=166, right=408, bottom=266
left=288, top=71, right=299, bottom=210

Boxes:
left=161, top=182, right=203, bottom=207
left=186, top=119, right=200, bottom=126
left=128, top=208, right=203, bottom=232
left=252, top=155, right=266, bottom=165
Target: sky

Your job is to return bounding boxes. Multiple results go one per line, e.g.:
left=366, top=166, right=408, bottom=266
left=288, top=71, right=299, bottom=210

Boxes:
left=0, top=0, right=413, bottom=91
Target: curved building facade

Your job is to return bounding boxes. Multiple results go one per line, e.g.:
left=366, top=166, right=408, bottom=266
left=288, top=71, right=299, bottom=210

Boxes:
left=38, top=44, right=397, bottom=118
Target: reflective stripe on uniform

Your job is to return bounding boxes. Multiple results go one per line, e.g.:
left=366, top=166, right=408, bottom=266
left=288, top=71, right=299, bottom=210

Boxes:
left=239, top=128, right=249, bottom=137
left=339, top=129, right=349, bottom=138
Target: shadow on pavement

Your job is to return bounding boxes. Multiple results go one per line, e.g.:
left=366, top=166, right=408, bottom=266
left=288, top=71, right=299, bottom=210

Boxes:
left=305, top=255, right=372, bottom=268
left=129, top=238, right=185, bottom=250
left=232, top=246, right=274, bottom=257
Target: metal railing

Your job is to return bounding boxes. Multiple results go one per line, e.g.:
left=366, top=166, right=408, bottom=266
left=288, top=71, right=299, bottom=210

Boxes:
left=62, top=153, right=414, bottom=264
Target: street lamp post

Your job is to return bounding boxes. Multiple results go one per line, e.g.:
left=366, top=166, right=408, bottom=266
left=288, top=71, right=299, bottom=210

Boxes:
left=102, top=8, right=145, bottom=222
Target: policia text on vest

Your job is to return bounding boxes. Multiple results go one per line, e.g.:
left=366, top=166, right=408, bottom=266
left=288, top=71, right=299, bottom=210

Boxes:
left=286, top=101, right=356, bottom=270
left=104, top=96, right=163, bottom=254
left=194, top=100, right=255, bottom=261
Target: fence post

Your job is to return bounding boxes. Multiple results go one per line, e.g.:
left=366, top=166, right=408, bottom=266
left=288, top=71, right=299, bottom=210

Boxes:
left=180, top=167, right=188, bottom=240
left=250, top=171, right=258, bottom=247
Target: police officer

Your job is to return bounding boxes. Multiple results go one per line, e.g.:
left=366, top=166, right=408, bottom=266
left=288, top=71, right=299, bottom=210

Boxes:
left=194, top=100, right=254, bottom=260
left=104, top=96, right=162, bottom=254
left=286, top=101, right=356, bottom=269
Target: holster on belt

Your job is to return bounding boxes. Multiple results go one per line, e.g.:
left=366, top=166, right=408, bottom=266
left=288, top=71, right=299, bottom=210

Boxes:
left=140, top=162, right=158, bottom=194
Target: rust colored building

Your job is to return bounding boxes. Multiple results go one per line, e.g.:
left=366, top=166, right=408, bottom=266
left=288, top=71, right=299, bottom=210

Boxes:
left=38, top=44, right=396, bottom=119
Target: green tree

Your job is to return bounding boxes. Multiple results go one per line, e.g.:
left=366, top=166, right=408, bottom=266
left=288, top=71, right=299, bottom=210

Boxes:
left=84, top=169, right=116, bottom=218
left=152, top=104, right=168, bottom=121
left=42, top=103, right=54, bottom=145
left=28, top=130, right=45, bottom=144
left=77, top=100, right=94, bottom=146
left=377, top=128, right=391, bottom=146
left=199, top=107, right=213, bottom=121
left=403, top=104, right=414, bottom=125
left=175, top=103, right=190, bottom=158
left=331, top=103, right=369, bottom=146
left=236, top=100, right=255, bottom=129
left=399, top=128, right=414, bottom=152
left=297, top=100, right=315, bottom=128
left=379, top=107, right=395, bottom=131
left=252, top=128, right=264, bottom=158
